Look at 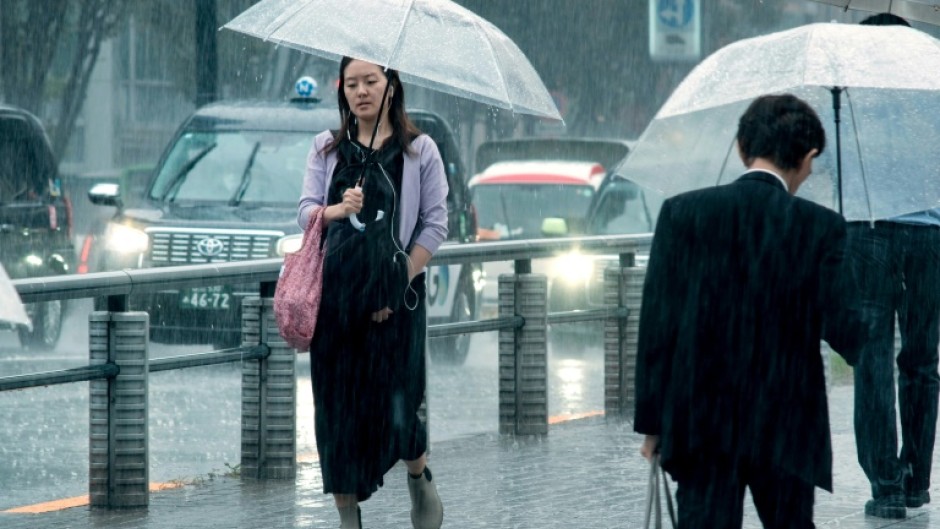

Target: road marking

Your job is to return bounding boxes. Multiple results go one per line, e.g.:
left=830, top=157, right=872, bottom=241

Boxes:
left=297, top=451, right=319, bottom=463
left=3, top=483, right=183, bottom=514
left=5, top=415, right=601, bottom=514
left=548, top=410, right=604, bottom=424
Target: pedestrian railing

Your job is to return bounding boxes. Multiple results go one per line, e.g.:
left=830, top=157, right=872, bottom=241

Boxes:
left=1, top=233, right=651, bottom=509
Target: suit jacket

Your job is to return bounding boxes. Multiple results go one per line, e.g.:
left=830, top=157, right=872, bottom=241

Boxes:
left=633, top=171, right=867, bottom=492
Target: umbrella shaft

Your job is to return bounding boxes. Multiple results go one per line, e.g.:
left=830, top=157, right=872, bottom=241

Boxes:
left=831, top=87, right=844, bottom=216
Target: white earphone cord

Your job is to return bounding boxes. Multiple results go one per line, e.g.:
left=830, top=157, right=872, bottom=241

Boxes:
left=376, top=161, right=419, bottom=312
left=345, top=117, right=419, bottom=311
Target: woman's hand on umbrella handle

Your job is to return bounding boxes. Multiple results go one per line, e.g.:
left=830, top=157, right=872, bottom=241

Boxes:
left=345, top=186, right=367, bottom=231
left=342, top=186, right=363, bottom=216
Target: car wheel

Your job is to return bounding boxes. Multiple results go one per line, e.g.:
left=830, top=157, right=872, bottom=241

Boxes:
left=428, top=280, right=474, bottom=366
left=18, top=300, right=64, bottom=350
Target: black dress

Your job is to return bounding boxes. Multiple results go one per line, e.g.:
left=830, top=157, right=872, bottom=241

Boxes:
left=309, top=137, right=427, bottom=501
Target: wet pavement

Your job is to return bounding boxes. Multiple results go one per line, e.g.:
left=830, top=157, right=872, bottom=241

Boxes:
left=2, top=302, right=939, bottom=527
left=2, top=385, right=939, bottom=528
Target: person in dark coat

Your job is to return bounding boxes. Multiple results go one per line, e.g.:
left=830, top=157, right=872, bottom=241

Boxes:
left=848, top=12, right=940, bottom=521
left=634, top=94, right=868, bottom=528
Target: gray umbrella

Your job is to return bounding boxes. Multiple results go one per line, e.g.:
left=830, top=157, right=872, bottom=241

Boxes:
left=811, top=0, right=940, bottom=26
left=615, top=22, right=940, bottom=221
left=222, top=0, right=561, bottom=120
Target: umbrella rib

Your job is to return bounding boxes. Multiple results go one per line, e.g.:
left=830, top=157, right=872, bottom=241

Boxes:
left=387, top=0, right=418, bottom=67
left=258, top=0, right=316, bottom=42
left=716, top=134, right=737, bottom=187
left=469, top=14, right=512, bottom=113
left=843, top=88, right=874, bottom=222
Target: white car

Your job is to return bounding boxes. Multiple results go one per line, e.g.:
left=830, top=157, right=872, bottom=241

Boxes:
left=467, top=138, right=638, bottom=316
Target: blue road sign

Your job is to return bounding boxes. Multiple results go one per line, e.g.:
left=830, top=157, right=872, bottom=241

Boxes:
left=657, top=0, right=694, bottom=29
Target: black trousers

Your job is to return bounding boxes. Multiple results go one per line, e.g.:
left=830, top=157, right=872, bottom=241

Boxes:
left=672, top=456, right=814, bottom=529
left=847, top=222, right=940, bottom=497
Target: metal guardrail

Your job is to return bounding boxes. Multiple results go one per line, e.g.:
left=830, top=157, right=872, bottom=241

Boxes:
left=0, top=363, right=120, bottom=392
left=0, top=345, right=271, bottom=392
left=11, top=233, right=650, bottom=303
left=2, top=233, right=653, bottom=509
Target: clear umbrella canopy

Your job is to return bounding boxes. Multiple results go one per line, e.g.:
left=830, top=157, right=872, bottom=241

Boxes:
left=617, top=22, right=940, bottom=221
left=222, top=0, right=561, bottom=120
left=0, top=264, right=30, bottom=329
left=810, top=0, right=940, bottom=26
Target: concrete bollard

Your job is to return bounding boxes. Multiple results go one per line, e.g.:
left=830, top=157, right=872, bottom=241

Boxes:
left=498, top=272, right=548, bottom=436
left=89, top=311, right=150, bottom=509
left=604, top=262, right=645, bottom=420
left=241, top=296, right=296, bottom=479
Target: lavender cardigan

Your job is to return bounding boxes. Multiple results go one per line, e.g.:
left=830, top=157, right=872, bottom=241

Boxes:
left=297, top=130, right=449, bottom=255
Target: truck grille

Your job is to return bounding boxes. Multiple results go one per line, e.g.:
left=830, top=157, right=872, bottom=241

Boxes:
left=147, top=228, right=283, bottom=264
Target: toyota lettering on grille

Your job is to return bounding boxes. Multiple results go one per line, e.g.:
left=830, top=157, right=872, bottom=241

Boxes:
left=196, top=237, right=225, bottom=257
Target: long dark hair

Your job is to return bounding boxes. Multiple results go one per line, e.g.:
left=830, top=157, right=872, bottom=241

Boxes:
left=324, top=56, right=421, bottom=155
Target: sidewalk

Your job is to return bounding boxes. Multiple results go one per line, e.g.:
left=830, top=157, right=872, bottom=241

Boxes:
left=2, top=385, right=937, bottom=528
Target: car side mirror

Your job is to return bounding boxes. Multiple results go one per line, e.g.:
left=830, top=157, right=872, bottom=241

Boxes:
left=541, top=217, right=568, bottom=237
left=88, top=182, right=123, bottom=208
left=615, top=187, right=639, bottom=201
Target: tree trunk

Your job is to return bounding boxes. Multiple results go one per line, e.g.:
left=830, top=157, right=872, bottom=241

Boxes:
left=0, top=1, right=68, bottom=114
left=50, top=0, right=128, bottom=160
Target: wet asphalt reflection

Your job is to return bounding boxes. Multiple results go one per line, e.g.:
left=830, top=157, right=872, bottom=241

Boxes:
left=0, top=300, right=604, bottom=511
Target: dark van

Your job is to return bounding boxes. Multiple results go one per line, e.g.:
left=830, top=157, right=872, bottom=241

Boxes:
left=0, top=105, right=74, bottom=349
left=89, top=90, right=477, bottom=363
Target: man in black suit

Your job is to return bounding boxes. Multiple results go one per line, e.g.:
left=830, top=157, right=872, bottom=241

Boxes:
left=634, top=94, right=867, bottom=528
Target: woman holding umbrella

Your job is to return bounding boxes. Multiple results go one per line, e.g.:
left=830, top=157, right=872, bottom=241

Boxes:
left=297, top=57, right=448, bottom=529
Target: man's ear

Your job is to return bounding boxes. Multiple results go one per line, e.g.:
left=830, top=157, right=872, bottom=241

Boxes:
left=801, top=148, right=819, bottom=173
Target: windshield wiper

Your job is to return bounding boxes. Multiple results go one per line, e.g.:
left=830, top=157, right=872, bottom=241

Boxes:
left=498, top=188, right=515, bottom=240
left=229, top=141, right=261, bottom=206
left=163, top=142, right=217, bottom=202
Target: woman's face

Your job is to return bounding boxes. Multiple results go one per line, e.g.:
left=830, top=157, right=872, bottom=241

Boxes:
left=343, top=60, right=390, bottom=123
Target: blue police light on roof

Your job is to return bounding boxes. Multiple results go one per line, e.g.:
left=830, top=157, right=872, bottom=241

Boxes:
left=294, top=76, right=318, bottom=98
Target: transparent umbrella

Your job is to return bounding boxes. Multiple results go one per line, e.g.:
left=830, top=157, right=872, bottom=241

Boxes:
left=810, top=0, right=940, bottom=26
left=0, top=264, right=30, bottom=329
left=222, top=0, right=561, bottom=120
left=615, top=22, right=940, bottom=221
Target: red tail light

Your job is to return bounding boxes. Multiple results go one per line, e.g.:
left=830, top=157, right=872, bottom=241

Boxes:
left=77, top=234, right=93, bottom=274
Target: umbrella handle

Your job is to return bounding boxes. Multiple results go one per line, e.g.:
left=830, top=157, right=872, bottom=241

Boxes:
left=348, top=185, right=385, bottom=231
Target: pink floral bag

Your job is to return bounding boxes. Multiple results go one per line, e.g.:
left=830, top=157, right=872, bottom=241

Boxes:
left=274, top=207, right=326, bottom=351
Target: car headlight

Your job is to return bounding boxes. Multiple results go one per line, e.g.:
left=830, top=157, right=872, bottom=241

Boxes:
left=472, top=266, right=486, bottom=292
left=276, top=234, right=303, bottom=256
left=104, top=223, right=149, bottom=254
left=549, top=251, right=594, bottom=285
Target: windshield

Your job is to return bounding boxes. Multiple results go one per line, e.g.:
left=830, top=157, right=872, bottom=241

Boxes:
left=149, top=130, right=310, bottom=204
left=472, top=184, right=594, bottom=240
left=587, top=180, right=662, bottom=235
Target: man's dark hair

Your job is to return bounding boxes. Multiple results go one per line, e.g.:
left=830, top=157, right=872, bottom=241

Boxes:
left=860, top=12, right=911, bottom=27
left=736, top=94, right=826, bottom=171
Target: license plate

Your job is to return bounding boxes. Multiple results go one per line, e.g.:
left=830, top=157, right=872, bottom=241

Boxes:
left=179, top=286, right=232, bottom=309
